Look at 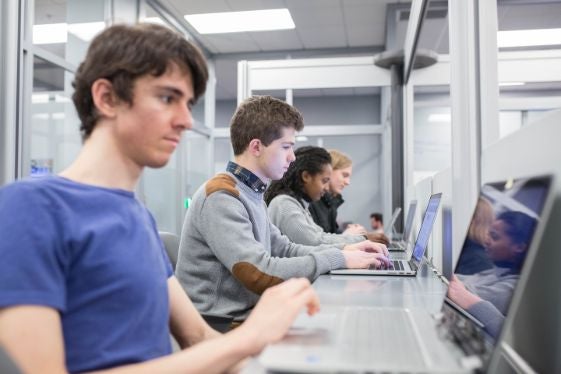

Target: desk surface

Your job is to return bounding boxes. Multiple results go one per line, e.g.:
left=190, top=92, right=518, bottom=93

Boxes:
left=313, top=262, right=447, bottom=312
left=244, top=261, right=448, bottom=373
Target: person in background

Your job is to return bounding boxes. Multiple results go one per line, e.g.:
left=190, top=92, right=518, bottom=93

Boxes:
left=175, top=96, right=387, bottom=326
left=309, top=149, right=388, bottom=244
left=265, top=146, right=391, bottom=255
left=0, top=24, right=321, bottom=374
left=370, top=213, right=384, bottom=233
left=447, top=211, right=536, bottom=338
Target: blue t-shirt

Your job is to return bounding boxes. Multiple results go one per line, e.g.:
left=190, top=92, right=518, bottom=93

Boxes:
left=0, top=176, right=173, bottom=373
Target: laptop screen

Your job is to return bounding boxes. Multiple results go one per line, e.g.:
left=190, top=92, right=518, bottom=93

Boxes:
left=445, top=176, right=552, bottom=343
left=411, top=194, right=442, bottom=263
left=402, top=200, right=418, bottom=242
left=387, top=207, right=402, bottom=236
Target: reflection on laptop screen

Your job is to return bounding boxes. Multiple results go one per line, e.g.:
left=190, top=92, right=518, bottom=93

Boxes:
left=447, top=176, right=552, bottom=342
left=411, top=194, right=442, bottom=262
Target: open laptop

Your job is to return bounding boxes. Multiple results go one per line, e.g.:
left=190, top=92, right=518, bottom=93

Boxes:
left=330, top=193, right=441, bottom=276
left=259, top=175, right=554, bottom=373
left=386, top=207, right=402, bottom=237
left=388, top=199, right=418, bottom=251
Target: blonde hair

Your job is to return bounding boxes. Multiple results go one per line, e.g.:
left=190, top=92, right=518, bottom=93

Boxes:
left=468, top=197, right=494, bottom=244
left=328, top=149, right=352, bottom=170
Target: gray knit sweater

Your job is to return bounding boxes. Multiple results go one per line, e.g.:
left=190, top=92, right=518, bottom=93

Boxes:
left=460, top=266, right=518, bottom=338
left=267, top=194, right=364, bottom=248
left=175, top=172, right=346, bottom=321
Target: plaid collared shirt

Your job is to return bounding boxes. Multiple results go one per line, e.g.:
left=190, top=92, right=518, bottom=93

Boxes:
left=226, top=161, right=267, bottom=193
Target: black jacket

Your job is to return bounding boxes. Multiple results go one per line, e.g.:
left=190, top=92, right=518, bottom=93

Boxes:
left=308, top=193, right=344, bottom=234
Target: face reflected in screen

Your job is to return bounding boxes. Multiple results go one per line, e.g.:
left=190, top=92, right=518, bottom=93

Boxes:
left=446, top=176, right=550, bottom=340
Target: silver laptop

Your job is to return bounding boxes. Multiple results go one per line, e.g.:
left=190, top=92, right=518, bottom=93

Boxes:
left=259, top=175, right=554, bottom=373
left=386, top=207, right=401, bottom=237
left=330, top=194, right=441, bottom=276
left=388, top=200, right=418, bottom=251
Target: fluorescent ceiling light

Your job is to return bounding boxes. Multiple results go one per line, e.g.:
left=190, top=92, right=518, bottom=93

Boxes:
left=296, top=135, right=309, bottom=142
left=33, top=22, right=105, bottom=44
left=427, top=113, right=451, bottom=123
left=33, top=23, right=67, bottom=44
left=497, top=28, right=561, bottom=48
left=499, top=82, right=525, bottom=87
left=52, top=113, right=66, bottom=120
left=142, top=17, right=166, bottom=26
left=67, top=22, right=105, bottom=42
left=54, top=94, right=71, bottom=103
left=184, top=8, right=295, bottom=34
left=32, top=94, right=50, bottom=104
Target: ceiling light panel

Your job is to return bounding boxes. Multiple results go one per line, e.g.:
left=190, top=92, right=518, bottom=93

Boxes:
left=184, top=9, right=295, bottom=34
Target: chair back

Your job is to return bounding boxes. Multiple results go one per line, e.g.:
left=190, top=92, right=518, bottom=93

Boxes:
left=159, top=231, right=180, bottom=271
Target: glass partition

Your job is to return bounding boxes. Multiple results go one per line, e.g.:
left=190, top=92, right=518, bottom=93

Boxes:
left=28, top=57, right=80, bottom=177
left=33, top=0, right=106, bottom=63
left=413, top=85, right=451, bottom=184
left=497, top=1, right=561, bottom=138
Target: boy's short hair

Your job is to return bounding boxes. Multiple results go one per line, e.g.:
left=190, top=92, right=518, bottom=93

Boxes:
left=230, top=96, right=304, bottom=155
left=72, top=23, right=208, bottom=140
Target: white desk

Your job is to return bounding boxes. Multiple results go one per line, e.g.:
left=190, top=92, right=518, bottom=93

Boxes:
left=243, top=261, right=448, bottom=373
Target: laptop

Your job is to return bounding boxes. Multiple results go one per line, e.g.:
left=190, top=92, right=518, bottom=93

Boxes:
left=386, top=207, right=402, bottom=237
left=259, top=175, right=554, bottom=373
left=330, top=194, right=441, bottom=276
left=388, top=199, right=418, bottom=251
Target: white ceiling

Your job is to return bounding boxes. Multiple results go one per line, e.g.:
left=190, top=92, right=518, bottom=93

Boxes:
left=32, top=0, right=561, bottom=99
left=155, top=0, right=407, bottom=99
left=160, top=0, right=398, bottom=54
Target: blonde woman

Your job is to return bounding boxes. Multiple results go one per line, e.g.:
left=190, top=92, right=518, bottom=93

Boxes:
left=308, top=149, right=388, bottom=244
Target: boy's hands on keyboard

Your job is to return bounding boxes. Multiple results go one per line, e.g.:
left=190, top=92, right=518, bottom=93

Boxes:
left=344, top=240, right=389, bottom=256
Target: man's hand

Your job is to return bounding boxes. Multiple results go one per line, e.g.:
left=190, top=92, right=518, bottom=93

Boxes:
left=239, top=278, right=320, bottom=354
left=365, top=232, right=390, bottom=245
left=447, top=275, right=482, bottom=310
left=344, top=240, right=389, bottom=257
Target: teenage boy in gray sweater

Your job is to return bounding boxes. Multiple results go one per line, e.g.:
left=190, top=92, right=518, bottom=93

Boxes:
left=176, top=96, right=389, bottom=323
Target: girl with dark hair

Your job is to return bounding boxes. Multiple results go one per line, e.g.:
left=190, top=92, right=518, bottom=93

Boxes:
left=447, top=210, right=537, bottom=338
left=265, top=146, right=372, bottom=248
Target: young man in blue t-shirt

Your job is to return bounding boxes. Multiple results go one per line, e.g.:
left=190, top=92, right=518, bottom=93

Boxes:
left=0, top=24, right=321, bottom=374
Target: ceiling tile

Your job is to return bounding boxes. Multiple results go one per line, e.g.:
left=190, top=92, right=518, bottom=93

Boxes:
left=169, top=0, right=231, bottom=15
left=251, top=30, right=304, bottom=51
left=200, top=33, right=261, bottom=53
left=343, top=4, right=387, bottom=47
left=285, top=0, right=340, bottom=9
left=224, top=0, right=286, bottom=11
left=290, top=6, right=344, bottom=27
left=297, top=25, right=348, bottom=49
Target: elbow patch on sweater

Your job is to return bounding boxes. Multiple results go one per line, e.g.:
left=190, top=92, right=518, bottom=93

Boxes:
left=232, top=262, right=284, bottom=295
left=205, top=174, right=239, bottom=198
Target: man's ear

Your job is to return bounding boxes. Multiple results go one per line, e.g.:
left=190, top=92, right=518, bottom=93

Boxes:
left=91, top=78, right=119, bottom=119
left=247, top=139, right=262, bottom=156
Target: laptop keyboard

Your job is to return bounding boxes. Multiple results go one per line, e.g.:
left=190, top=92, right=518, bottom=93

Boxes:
left=392, top=260, right=404, bottom=270
left=338, top=308, right=427, bottom=368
